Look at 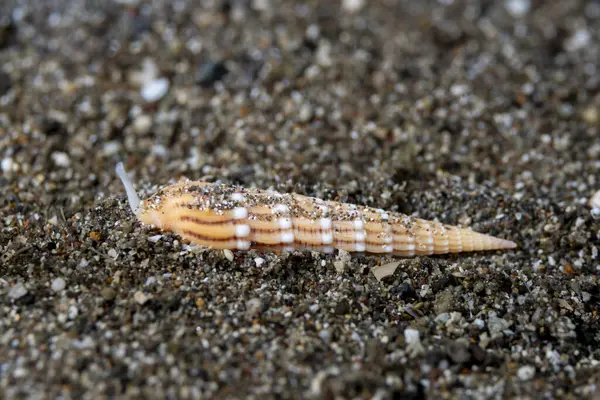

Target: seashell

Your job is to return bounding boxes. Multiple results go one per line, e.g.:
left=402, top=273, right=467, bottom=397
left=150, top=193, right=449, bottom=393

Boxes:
left=115, top=163, right=516, bottom=256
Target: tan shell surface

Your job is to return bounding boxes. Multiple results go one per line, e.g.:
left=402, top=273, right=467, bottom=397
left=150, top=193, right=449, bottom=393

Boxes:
left=137, top=181, right=517, bottom=255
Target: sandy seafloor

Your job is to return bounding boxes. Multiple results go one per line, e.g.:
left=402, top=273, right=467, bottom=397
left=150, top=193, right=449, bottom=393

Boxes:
left=1, top=0, right=600, bottom=398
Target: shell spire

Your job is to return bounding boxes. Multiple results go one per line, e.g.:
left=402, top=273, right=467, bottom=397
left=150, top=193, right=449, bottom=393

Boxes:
left=433, top=225, right=517, bottom=254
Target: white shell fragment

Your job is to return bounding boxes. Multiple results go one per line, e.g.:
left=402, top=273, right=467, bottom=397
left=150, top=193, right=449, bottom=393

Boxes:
left=371, top=261, right=401, bottom=282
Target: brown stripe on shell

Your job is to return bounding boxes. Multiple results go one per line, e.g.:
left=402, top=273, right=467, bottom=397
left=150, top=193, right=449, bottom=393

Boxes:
left=182, top=230, right=235, bottom=242
left=180, top=215, right=235, bottom=225
left=132, top=179, right=517, bottom=256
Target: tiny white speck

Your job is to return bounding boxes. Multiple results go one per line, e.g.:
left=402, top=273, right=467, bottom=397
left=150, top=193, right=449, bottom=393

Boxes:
left=355, top=243, right=366, bottom=252
left=235, top=224, right=250, bottom=237
left=318, top=205, right=329, bottom=214
left=384, top=245, right=393, bottom=253
left=320, top=218, right=332, bottom=229
left=51, top=152, right=70, bottom=167
left=355, top=232, right=366, bottom=241
left=321, top=232, right=333, bottom=244
left=272, top=204, right=289, bottom=214
left=233, top=207, right=248, bottom=219
left=231, top=193, right=245, bottom=202
left=353, top=219, right=363, bottom=229
left=237, top=240, right=250, bottom=250
left=279, top=218, right=292, bottom=229
left=281, top=231, right=295, bottom=243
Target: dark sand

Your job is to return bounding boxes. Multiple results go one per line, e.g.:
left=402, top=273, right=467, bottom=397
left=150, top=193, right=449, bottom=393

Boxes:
left=2, top=0, right=600, bottom=398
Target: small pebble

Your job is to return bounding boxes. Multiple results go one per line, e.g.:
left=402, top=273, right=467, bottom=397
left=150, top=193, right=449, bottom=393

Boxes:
left=517, top=365, right=536, bottom=381
left=342, top=0, right=365, bottom=13
left=141, top=77, right=169, bottom=102
left=8, top=282, right=27, bottom=299
left=435, top=313, right=450, bottom=324
left=1, top=157, right=16, bottom=175
left=488, top=313, right=511, bottom=335
left=0, top=70, right=12, bottom=95
left=404, top=328, right=420, bottom=345
left=504, top=0, right=530, bottom=18
left=589, top=190, right=600, bottom=209
left=152, top=144, right=167, bottom=157
left=316, top=41, right=333, bottom=67
left=196, top=61, right=228, bottom=87
left=372, top=261, right=400, bottom=282
left=298, top=104, right=313, bottom=122
left=68, top=305, right=79, bottom=319
left=102, top=141, right=121, bottom=156
left=447, top=340, right=471, bottom=364
left=582, top=106, right=599, bottom=125
left=134, top=291, right=149, bottom=305
left=306, top=24, right=320, bottom=40
left=318, top=329, right=331, bottom=341
left=223, top=249, right=234, bottom=262
left=133, top=114, right=153, bottom=134
left=51, top=277, right=66, bottom=292
left=564, top=29, right=591, bottom=52
left=148, top=235, right=163, bottom=243
left=51, top=152, right=70, bottom=167
left=396, top=282, right=417, bottom=300
left=473, top=318, right=486, bottom=329
left=101, top=287, right=116, bottom=301
left=107, top=248, right=118, bottom=259
left=246, top=298, right=263, bottom=316
left=333, top=250, right=351, bottom=273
